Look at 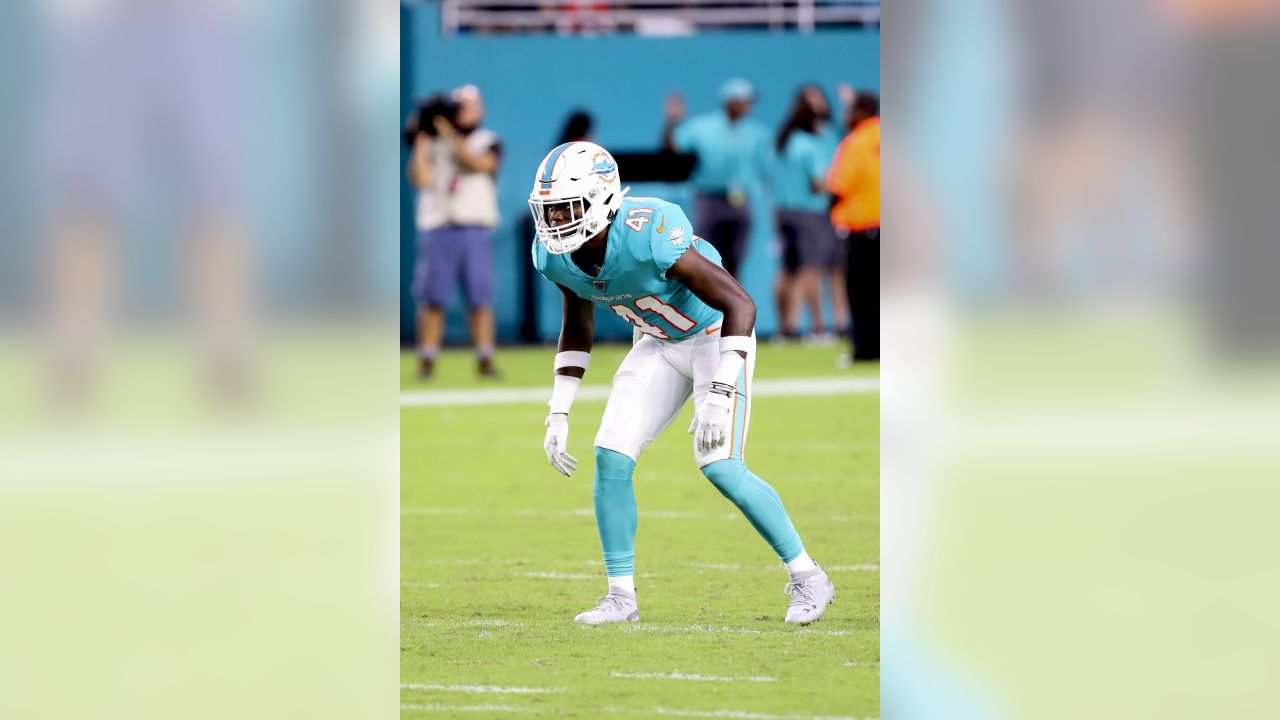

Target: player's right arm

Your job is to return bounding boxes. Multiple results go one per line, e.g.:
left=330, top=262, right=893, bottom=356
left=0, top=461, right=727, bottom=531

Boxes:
left=544, top=284, right=595, bottom=477
left=665, top=249, right=757, bottom=453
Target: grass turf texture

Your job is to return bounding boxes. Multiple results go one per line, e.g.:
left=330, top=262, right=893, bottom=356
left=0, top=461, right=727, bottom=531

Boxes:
left=401, top=345, right=879, bottom=718
left=401, top=342, right=879, bottom=389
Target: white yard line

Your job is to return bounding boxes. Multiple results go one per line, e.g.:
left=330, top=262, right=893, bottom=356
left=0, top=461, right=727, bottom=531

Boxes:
left=402, top=376, right=878, bottom=407
left=401, top=703, right=526, bottom=712
left=513, top=507, right=596, bottom=517
left=613, top=623, right=850, bottom=637
left=612, top=671, right=776, bottom=683
left=516, top=571, right=600, bottom=580
left=401, top=704, right=874, bottom=720
left=517, top=571, right=657, bottom=580
left=650, top=709, right=865, bottom=720
left=462, top=619, right=525, bottom=628
left=401, top=683, right=562, bottom=694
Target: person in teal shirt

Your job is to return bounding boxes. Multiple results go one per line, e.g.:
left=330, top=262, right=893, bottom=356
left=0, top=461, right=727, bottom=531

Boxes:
left=772, top=87, right=840, bottom=341
left=806, top=83, right=844, bottom=163
left=661, top=78, right=773, bottom=280
left=805, top=83, right=851, bottom=336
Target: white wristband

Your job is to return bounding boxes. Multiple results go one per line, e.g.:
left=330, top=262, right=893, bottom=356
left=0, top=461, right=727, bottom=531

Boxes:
left=714, top=334, right=753, bottom=387
left=720, top=334, right=755, bottom=357
left=554, top=351, right=591, bottom=371
left=548, top=374, right=582, bottom=415
left=711, top=351, right=746, bottom=388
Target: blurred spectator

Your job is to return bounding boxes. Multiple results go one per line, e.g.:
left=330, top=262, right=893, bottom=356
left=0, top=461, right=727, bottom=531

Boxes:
left=46, top=0, right=250, bottom=402
left=804, top=83, right=850, bottom=334
left=773, top=87, right=838, bottom=341
left=835, top=83, right=856, bottom=128
left=662, top=78, right=772, bottom=280
left=557, top=1, right=616, bottom=36
left=406, top=85, right=502, bottom=378
left=828, top=90, right=880, bottom=361
left=557, top=109, right=595, bottom=144
left=803, top=83, right=841, bottom=161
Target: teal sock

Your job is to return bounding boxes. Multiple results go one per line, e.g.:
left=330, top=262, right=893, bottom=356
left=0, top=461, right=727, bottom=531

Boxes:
left=701, top=459, right=804, bottom=562
left=593, top=447, right=638, bottom=576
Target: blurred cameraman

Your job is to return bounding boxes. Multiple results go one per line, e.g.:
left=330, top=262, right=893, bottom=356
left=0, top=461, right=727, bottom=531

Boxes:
left=405, top=85, right=502, bottom=378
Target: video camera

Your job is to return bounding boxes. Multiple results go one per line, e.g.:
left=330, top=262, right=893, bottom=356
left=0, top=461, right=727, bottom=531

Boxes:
left=403, top=92, right=461, bottom=145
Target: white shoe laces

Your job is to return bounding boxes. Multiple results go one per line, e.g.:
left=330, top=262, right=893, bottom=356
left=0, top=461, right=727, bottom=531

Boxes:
left=592, top=594, right=630, bottom=613
left=783, top=578, right=818, bottom=609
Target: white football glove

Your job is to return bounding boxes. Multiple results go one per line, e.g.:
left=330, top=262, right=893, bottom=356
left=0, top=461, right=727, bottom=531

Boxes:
left=544, top=413, right=577, bottom=477
left=688, top=382, right=736, bottom=454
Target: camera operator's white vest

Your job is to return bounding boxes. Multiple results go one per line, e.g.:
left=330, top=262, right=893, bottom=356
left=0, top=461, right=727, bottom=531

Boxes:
left=416, top=128, right=501, bottom=230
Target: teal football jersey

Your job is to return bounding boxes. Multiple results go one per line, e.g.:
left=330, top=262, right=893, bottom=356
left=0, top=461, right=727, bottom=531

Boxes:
left=532, top=196, right=725, bottom=341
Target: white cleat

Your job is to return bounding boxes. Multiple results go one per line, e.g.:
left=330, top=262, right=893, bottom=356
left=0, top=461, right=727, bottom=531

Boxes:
left=574, top=589, right=639, bottom=625
left=784, top=565, right=835, bottom=625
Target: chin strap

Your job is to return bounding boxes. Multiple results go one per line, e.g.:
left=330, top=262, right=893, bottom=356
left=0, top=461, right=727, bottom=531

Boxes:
left=605, top=186, right=632, bottom=222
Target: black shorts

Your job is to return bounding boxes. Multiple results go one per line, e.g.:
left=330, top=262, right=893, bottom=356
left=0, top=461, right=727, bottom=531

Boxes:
left=776, top=209, right=837, bottom=272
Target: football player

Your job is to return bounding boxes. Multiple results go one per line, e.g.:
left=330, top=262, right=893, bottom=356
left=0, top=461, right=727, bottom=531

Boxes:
left=529, top=142, right=836, bottom=626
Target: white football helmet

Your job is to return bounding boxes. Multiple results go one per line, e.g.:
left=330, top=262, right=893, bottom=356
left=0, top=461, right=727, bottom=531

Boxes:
left=529, top=141, right=629, bottom=254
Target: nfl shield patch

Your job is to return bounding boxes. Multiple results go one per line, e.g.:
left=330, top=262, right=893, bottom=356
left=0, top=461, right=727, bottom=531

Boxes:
left=593, top=279, right=608, bottom=292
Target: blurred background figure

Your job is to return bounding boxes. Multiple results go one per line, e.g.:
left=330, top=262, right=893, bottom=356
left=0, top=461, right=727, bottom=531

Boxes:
left=44, top=0, right=250, bottom=404
left=557, top=1, right=617, bottom=36
left=662, top=78, right=773, bottom=280
left=805, top=83, right=850, bottom=336
left=829, top=90, right=880, bottom=361
left=405, top=85, right=502, bottom=378
left=6, top=3, right=402, bottom=717
left=773, top=86, right=840, bottom=342
left=557, top=109, right=595, bottom=145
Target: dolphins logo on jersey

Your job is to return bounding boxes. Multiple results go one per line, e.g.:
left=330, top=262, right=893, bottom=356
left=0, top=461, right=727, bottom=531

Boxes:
left=669, top=226, right=686, bottom=248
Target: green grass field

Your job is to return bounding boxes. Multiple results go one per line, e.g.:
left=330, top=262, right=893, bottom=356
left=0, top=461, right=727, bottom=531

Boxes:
left=401, top=343, right=879, bottom=719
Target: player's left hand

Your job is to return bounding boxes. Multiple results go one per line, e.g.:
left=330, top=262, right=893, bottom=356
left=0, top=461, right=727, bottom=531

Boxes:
left=544, top=413, right=577, bottom=477
left=688, top=384, right=735, bottom=454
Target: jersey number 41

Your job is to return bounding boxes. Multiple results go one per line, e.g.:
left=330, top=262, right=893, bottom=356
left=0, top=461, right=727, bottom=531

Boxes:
left=610, top=295, right=694, bottom=340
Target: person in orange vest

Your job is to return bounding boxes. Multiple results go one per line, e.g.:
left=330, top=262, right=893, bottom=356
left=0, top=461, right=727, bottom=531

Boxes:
left=828, top=91, right=880, bottom=361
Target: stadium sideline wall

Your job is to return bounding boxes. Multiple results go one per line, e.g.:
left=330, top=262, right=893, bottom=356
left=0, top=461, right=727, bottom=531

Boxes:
left=401, top=3, right=880, bottom=344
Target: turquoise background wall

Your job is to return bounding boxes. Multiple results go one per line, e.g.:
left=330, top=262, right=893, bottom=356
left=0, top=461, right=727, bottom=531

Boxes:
left=401, top=4, right=880, bottom=343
